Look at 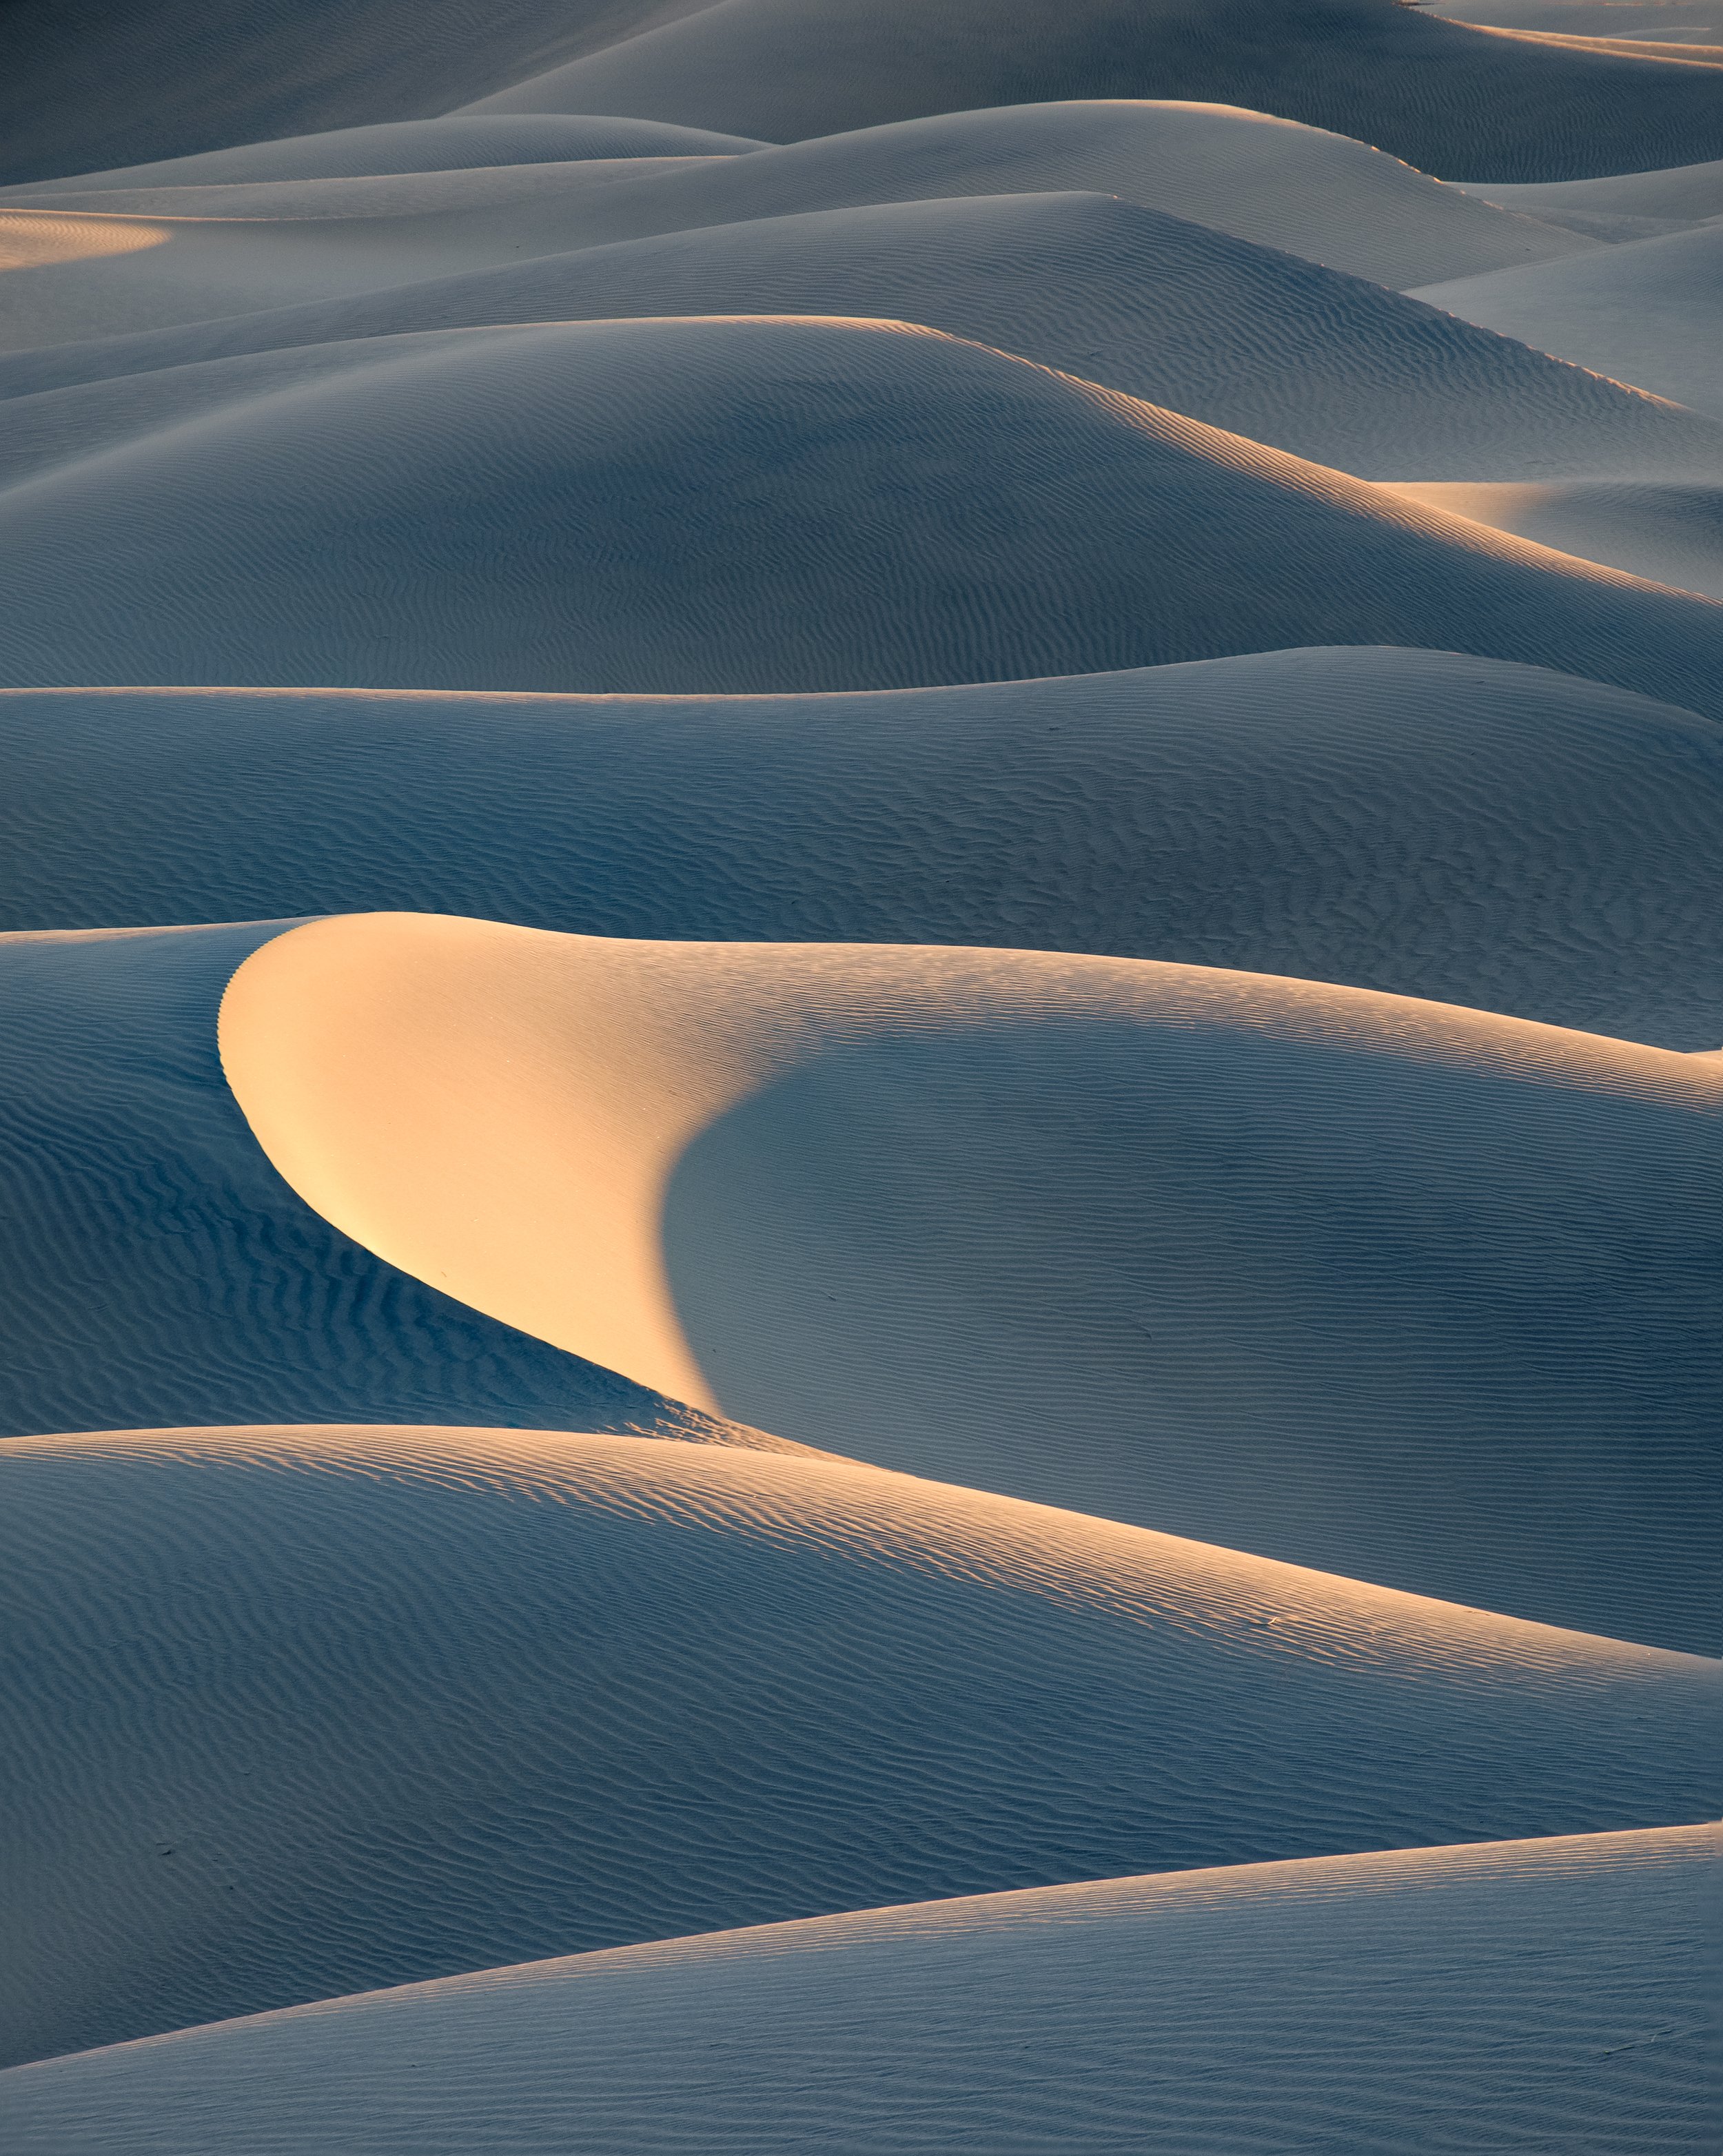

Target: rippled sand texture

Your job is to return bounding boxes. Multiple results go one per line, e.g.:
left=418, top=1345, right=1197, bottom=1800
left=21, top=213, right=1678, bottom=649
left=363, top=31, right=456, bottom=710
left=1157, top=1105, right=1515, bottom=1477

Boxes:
left=1, top=0, right=1719, bottom=2149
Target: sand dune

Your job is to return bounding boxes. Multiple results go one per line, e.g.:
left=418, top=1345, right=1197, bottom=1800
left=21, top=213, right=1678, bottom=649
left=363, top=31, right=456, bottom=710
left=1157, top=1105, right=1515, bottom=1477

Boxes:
left=1469, top=151, right=1723, bottom=227
left=0, top=923, right=768, bottom=1445
left=1, top=1423, right=1715, bottom=2064
left=4, top=652, right=1722, bottom=1049
left=1414, top=221, right=1723, bottom=418
left=1389, top=478, right=1723, bottom=597
left=0, top=103, right=1607, bottom=358
left=222, top=914, right=1722, bottom=1649
left=3, top=1827, right=1714, bottom=2151
left=454, top=0, right=1723, bottom=180
left=0, top=115, right=766, bottom=194
left=2, top=316, right=1721, bottom=704
left=8, top=193, right=1715, bottom=485
left=0, top=0, right=706, bottom=186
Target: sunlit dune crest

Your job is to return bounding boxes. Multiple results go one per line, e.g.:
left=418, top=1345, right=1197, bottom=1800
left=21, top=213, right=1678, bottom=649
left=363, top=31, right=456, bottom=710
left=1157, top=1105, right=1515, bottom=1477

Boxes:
left=0, top=210, right=170, bottom=271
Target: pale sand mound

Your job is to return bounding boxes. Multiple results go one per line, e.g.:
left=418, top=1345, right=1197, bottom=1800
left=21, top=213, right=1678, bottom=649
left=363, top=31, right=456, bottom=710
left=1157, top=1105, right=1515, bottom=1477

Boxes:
left=1467, top=152, right=1723, bottom=227
left=3, top=317, right=1722, bottom=708
left=446, top=101, right=1604, bottom=288
left=222, top=915, right=1723, bottom=1650
left=1, top=1828, right=1713, bottom=2151
left=10, top=195, right=1717, bottom=486
left=5, top=652, right=1722, bottom=1048
left=1413, top=222, right=1723, bottom=418
left=0, top=116, right=767, bottom=194
left=456, top=0, right=1723, bottom=180
left=1, top=1423, right=1715, bottom=2063
left=0, top=0, right=713, bottom=186
left=0, top=923, right=770, bottom=1444
left=1387, top=479, right=1723, bottom=597
left=0, top=107, right=1604, bottom=359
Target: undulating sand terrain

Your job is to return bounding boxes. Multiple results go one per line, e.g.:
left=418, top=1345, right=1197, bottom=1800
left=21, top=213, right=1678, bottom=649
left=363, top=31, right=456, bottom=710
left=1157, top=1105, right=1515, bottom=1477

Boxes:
left=1, top=1, right=1717, bottom=2150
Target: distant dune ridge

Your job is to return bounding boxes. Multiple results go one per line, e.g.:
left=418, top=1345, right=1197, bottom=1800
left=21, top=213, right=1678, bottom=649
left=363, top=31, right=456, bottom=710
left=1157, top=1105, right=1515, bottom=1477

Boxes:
left=4, top=1424, right=1713, bottom=2063
left=3, top=316, right=1722, bottom=703
left=2, top=0, right=1720, bottom=2141
left=3, top=652, right=1721, bottom=1047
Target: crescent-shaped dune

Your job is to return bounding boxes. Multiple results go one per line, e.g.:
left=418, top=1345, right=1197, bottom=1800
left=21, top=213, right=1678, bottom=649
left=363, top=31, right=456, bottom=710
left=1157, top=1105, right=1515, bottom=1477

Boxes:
left=1, top=1827, right=1713, bottom=2152
left=221, top=914, right=1723, bottom=1649
left=2, top=315, right=1720, bottom=701
left=1, top=1424, right=1715, bottom=2063
left=8, top=192, right=1715, bottom=485
left=0, top=923, right=778, bottom=1446
left=4, top=650, right=1722, bottom=1049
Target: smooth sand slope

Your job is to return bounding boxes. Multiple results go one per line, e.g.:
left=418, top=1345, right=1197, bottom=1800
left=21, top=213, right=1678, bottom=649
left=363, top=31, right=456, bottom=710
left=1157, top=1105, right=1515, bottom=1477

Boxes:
left=0, top=115, right=766, bottom=192
left=0, top=0, right=710, bottom=185
left=0, top=923, right=771, bottom=1444
left=223, top=914, right=1723, bottom=1650
left=0, top=104, right=1608, bottom=358
left=1389, top=480, right=1723, bottom=599
left=1, top=1424, right=1715, bottom=2064
left=3, top=1829, right=1714, bottom=2153
left=8, top=194, right=1716, bottom=487
left=4, top=652, right=1722, bottom=1049
left=1471, top=152, right=1723, bottom=228
left=3, top=316, right=1723, bottom=705
left=1414, top=222, right=1723, bottom=418
left=457, top=0, right=1723, bottom=180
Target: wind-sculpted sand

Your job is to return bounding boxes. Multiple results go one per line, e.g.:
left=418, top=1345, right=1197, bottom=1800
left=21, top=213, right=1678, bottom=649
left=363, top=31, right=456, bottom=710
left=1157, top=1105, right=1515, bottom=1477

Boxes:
left=3, top=315, right=1722, bottom=699
left=3, top=0, right=1717, bottom=2144
left=3, top=1424, right=1714, bottom=2062
left=2, top=1829, right=1715, bottom=2153
left=221, top=914, right=1722, bottom=1650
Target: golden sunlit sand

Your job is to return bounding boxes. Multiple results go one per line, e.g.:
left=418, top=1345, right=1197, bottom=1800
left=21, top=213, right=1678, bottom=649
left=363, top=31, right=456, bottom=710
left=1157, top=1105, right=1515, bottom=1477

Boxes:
left=0, top=0, right=1717, bottom=2147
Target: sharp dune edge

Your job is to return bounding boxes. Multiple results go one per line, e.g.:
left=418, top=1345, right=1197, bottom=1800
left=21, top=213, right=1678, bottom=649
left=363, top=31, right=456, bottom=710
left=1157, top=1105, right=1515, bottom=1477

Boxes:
left=3, top=1, right=1720, bottom=2148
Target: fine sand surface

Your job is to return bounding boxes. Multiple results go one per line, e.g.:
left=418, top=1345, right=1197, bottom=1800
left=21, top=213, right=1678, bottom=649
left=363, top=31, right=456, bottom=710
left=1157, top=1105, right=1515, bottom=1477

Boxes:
left=3, top=316, right=1722, bottom=701
left=8, top=193, right=1716, bottom=486
left=221, top=914, right=1723, bottom=1650
left=2, top=1829, right=1715, bottom=2152
left=5, top=3, right=1719, bottom=2144
left=3, top=1424, right=1713, bottom=2062
left=1412, top=221, right=1723, bottom=420
left=3, top=653, right=1721, bottom=1048
left=0, top=923, right=777, bottom=1446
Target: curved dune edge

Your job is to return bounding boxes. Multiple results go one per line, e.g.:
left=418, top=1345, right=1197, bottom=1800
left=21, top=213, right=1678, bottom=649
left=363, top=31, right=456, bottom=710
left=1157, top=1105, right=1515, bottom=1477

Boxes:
left=1, top=1827, right=1713, bottom=2154
left=218, top=912, right=1723, bottom=1419
left=5, top=1424, right=1712, bottom=2064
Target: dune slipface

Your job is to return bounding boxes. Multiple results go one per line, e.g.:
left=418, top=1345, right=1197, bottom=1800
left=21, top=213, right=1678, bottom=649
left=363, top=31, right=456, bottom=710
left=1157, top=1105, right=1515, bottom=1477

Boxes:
left=1, top=1829, right=1715, bottom=2153
left=3, top=650, right=1722, bottom=1048
left=221, top=914, right=1722, bottom=1651
left=1, top=1424, right=1715, bottom=2064
left=0, top=923, right=781, bottom=1444
left=3, top=316, right=1722, bottom=706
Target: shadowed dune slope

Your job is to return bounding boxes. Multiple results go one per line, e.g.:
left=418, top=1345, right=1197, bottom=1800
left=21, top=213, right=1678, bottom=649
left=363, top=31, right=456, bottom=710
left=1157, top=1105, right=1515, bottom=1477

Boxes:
left=0, top=0, right=718, bottom=186
left=1471, top=153, right=1723, bottom=227
left=0, top=105, right=1606, bottom=359
left=2, top=1828, right=1715, bottom=2153
left=4, top=652, right=1722, bottom=1049
left=2, top=318, right=1722, bottom=706
left=0, top=116, right=766, bottom=193
left=222, top=915, right=1723, bottom=1650
left=6, top=194, right=1716, bottom=486
left=0, top=923, right=775, bottom=1446
left=456, top=0, right=1723, bottom=180
left=1389, top=480, right=1723, bottom=599
left=0, top=1425, right=1715, bottom=2064
left=1413, top=222, right=1723, bottom=419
